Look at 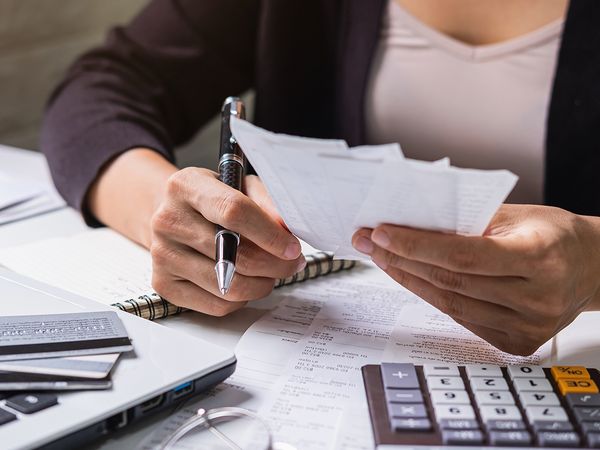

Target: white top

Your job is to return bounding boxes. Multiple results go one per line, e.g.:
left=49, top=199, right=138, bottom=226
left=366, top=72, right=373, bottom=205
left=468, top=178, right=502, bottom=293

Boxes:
left=365, top=0, right=564, bottom=204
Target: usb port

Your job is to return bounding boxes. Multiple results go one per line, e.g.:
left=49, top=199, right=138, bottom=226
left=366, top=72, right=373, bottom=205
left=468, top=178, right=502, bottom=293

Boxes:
left=139, top=393, right=165, bottom=414
left=173, top=381, right=194, bottom=399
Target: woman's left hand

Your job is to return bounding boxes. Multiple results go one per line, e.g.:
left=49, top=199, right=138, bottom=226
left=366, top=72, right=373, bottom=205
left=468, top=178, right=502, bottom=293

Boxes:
left=352, top=204, right=600, bottom=355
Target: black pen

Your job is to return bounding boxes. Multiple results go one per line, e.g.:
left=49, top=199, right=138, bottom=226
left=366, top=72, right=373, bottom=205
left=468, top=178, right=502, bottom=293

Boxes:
left=215, top=97, right=246, bottom=295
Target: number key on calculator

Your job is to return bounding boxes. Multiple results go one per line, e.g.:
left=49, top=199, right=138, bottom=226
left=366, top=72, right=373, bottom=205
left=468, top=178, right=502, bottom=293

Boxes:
left=362, top=363, right=600, bottom=448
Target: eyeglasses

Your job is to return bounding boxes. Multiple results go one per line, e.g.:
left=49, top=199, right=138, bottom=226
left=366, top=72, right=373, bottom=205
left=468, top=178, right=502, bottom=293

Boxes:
left=158, top=406, right=296, bottom=450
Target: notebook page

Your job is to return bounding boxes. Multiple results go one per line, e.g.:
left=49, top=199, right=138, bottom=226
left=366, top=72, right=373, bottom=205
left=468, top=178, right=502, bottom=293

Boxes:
left=0, top=229, right=153, bottom=305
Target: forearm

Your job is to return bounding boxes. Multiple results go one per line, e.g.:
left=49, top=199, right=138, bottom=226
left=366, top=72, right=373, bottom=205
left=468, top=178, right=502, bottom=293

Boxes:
left=88, top=149, right=177, bottom=248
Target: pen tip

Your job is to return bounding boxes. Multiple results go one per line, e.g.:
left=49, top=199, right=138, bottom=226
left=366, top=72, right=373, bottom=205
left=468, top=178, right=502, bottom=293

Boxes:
left=215, top=261, right=236, bottom=296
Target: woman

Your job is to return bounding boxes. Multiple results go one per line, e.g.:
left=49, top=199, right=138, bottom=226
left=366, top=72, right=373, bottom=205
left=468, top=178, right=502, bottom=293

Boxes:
left=41, top=0, right=600, bottom=355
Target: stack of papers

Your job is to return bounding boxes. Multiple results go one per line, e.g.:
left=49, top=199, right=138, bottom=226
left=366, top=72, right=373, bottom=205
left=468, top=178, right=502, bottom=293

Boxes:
left=231, top=118, right=518, bottom=259
left=0, top=311, right=132, bottom=391
left=0, top=174, right=64, bottom=225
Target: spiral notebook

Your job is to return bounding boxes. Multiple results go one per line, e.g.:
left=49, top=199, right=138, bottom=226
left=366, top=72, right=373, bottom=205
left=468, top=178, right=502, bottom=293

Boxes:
left=112, top=252, right=355, bottom=320
left=0, top=229, right=356, bottom=321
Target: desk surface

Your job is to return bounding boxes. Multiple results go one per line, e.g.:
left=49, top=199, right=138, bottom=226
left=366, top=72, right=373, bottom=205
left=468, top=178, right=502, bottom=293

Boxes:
left=1, top=145, right=599, bottom=450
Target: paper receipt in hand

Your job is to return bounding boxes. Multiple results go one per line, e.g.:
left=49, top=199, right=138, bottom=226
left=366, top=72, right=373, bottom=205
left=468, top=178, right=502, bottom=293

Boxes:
left=0, top=311, right=133, bottom=361
left=231, top=118, right=518, bottom=259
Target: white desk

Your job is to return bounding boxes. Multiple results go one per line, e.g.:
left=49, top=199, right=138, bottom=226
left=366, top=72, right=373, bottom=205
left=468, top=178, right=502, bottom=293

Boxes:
left=1, top=145, right=599, bottom=449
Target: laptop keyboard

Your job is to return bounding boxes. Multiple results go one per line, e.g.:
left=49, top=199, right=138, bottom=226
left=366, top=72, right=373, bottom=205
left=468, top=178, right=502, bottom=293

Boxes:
left=0, top=392, right=58, bottom=425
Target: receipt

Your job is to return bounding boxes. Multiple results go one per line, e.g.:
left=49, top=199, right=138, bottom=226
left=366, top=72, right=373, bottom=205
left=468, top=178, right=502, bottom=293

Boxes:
left=231, top=118, right=518, bottom=258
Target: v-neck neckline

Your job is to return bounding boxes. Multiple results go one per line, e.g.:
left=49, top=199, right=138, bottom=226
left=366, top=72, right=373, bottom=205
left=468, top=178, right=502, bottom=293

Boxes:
left=390, top=0, right=565, bottom=61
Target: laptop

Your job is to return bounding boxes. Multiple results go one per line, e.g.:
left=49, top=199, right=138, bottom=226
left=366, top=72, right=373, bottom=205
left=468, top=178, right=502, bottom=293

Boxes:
left=0, top=267, right=236, bottom=450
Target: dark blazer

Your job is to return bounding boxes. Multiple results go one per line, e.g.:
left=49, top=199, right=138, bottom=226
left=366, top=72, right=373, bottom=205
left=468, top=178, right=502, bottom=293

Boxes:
left=41, top=0, right=600, bottom=223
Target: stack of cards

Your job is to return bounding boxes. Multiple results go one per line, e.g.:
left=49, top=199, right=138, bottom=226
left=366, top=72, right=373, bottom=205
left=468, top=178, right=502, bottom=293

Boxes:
left=0, top=311, right=133, bottom=391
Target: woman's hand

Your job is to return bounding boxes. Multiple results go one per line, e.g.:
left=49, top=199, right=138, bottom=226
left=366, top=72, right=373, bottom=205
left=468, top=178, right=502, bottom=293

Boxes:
left=89, top=149, right=303, bottom=317
left=352, top=204, right=600, bottom=355
left=150, top=168, right=305, bottom=316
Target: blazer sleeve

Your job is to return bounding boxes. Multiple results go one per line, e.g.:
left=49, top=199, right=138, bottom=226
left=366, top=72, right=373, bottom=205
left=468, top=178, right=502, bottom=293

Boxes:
left=40, top=0, right=259, bottom=225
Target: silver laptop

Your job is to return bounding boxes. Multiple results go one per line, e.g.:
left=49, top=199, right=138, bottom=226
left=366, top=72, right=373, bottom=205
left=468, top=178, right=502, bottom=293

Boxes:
left=0, top=267, right=236, bottom=450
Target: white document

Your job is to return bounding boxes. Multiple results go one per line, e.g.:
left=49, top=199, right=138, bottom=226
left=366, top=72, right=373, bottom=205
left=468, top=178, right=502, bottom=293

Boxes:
left=0, top=145, right=66, bottom=225
left=382, top=303, right=553, bottom=365
left=231, top=118, right=518, bottom=259
left=0, top=228, right=153, bottom=305
left=249, top=271, right=419, bottom=450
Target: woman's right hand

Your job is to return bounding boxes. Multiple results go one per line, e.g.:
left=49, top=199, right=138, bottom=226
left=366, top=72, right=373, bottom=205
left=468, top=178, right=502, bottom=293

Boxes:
left=149, top=167, right=305, bottom=316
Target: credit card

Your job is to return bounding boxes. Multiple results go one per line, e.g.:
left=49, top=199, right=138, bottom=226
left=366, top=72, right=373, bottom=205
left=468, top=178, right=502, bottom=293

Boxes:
left=0, top=311, right=133, bottom=361
left=0, top=371, right=112, bottom=391
left=0, top=353, right=120, bottom=379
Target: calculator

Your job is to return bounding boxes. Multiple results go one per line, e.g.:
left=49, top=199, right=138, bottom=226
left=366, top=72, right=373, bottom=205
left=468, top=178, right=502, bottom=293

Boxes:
left=362, top=363, right=600, bottom=448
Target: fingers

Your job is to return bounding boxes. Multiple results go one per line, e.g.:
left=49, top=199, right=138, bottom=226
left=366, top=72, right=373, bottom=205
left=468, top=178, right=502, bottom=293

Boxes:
left=357, top=225, right=529, bottom=276
left=152, top=201, right=304, bottom=279
left=378, top=265, right=517, bottom=332
left=368, top=246, right=526, bottom=309
left=152, top=277, right=247, bottom=317
left=151, top=240, right=276, bottom=302
left=168, top=168, right=301, bottom=260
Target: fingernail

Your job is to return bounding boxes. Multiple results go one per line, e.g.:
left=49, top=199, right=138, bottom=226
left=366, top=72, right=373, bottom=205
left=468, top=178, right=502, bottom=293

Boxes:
left=372, top=255, right=388, bottom=270
left=296, top=257, right=307, bottom=272
left=353, top=236, right=374, bottom=255
left=284, top=242, right=301, bottom=259
left=372, top=229, right=391, bottom=248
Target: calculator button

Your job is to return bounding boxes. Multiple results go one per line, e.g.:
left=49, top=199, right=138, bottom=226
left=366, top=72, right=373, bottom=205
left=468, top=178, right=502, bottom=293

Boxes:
left=582, top=422, right=600, bottom=433
left=441, top=429, right=484, bottom=445
left=427, top=376, right=465, bottom=391
left=558, top=379, right=598, bottom=395
left=433, top=404, right=476, bottom=421
left=423, top=364, right=459, bottom=377
left=0, top=408, right=16, bottom=426
left=537, top=431, right=580, bottom=447
left=508, top=365, right=546, bottom=379
left=381, top=363, right=419, bottom=390
left=388, top=403, right=428, bottom=419
left=587, top=432, right=600, bottom=448
left=526, top=406, right=568, bottom=423
left=573, top=406, right=600, bottom=423
left=567, top=393, right=600, bottom=407
left=439, top=419, right=480, bottom=430
left=390, top=418, right=432, bottom=431
left=5, top=394, right=58, bottom=414
left=513, top=377, right=553, bottom=393
left=465, top=364, right=502, bottom=378
left=430, top=390, right=470, bottom=405
left=519, top=392, right=560, bottom=407
left=489, top=430, right=532, bottom=447
left=385, top=389, right=423, bottom=404
left=479, top=405, right=523, bottom=422
left=474, top=390, right=514, bottom=406
left=532, top=421, right=574, bottom=432
left=486, top=420, right=527, bottom=431
left=470, top=377, right=509, bottom=391
left=551, top=366, right=590, bottom=380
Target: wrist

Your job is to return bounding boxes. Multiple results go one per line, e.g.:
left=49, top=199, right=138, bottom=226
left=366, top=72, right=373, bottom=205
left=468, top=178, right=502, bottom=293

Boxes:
left=579, top=214, right=600, bottom=311
left=88, top=148, right=177, bottom=248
